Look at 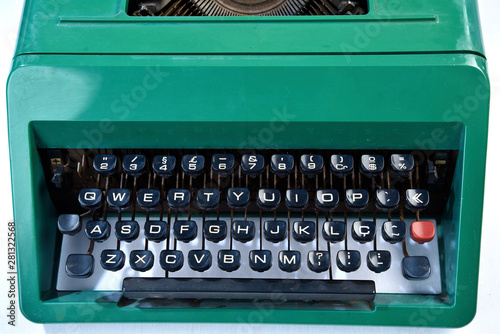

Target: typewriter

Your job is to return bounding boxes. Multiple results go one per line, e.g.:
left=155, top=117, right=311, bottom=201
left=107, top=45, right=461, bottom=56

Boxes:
left=6, top=0, right=490, bottom=327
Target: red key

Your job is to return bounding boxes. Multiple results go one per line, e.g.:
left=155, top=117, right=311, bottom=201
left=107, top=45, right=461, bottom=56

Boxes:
left=410, top=221, right=435, bottom=244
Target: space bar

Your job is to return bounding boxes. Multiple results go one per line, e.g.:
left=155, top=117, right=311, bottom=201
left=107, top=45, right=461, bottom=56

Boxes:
left=122, top=278, right=376, bottom=301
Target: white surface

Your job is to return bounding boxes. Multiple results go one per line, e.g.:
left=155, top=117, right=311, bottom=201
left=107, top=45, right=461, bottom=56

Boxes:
left=0, top=0, right=499, bottom=332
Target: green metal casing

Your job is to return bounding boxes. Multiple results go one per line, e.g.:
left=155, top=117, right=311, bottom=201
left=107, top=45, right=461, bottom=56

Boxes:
left=6, top=0, right=490, bottom=327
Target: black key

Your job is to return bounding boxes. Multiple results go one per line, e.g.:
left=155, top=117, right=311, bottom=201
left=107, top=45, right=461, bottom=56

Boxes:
left=232, top=220, right=255, bottom=242
left=57, top=214, right=81, bottom=235
left=316, top=189, right=339, bottom=211
left=263, top=220, right=287, bottom=242
left=115, top=220, right=139, bottom=242
left=123, top=278, right=376, bottom=302
left=257, top=188, right=281, bottom=210
left=212, top=154, right=234, bottom=176
left=100, top=250, right=125, bottom=271
left=375, top=189, right=400, bottom=211
left=249, top=250, right=272, bottom=272
left=227, top=187, right=250, bottom=209
left=352, top=221, right=376, bottom=243
left=367, top=251, right=391, bottom=273
left=218, top=250, right=241, bottom=272
left=345, top=189, right=369, bottom=211
left=85, top=220, right=111, bottom=242
left=330, top=154, right=353, bottom=177
left=66, top=254, right=94, bottom=278
left=360, top=154, right=384, bottom=176
left=270, top=154, right=294, bottom=177
left=197, top=188, right=220, bottom=210
left=144, top=220, right=168, bottom=242
left=181, top=154, right=204, bottom=177
left=152, top=155, right=176, bottom=178
left=204, top=220, right=227, bottom=242
left=174, top=220, right=197, bottom=242
left=78, top=188, right=103, bottom=210
left=137, top=189, right=161, bottom=210
left=188, top=250, right=212, bottom=272
left=122, top=154, right=146, bottom=177
left=307, top=251, right=331, bottom=273
left=241, top=154, right=265, bottom=176
left=159, top=250, right=183, bottom=272
left=167, top=189, right=190, bottom=210
left=285, top=189, right=308, bottom=211
left=406, top=189, right=430, bottom=211
left=390, top=154, right=415, bottom=176
left=293, top=221, right=315, bottom=243
left=382, top=221, right=406, bottom=243
left=93, top=154, right=117, bottom=176
left=107, top=188, right=131, bottom=211
left=402, top=256, right=431, bottom=280
left=322, top=221, right=346, bottom=243
left=337, top=250, right=361, bottom=272
left=300, top=154, right=323, bottom=176
left=278, top=251, right=301, bottom=272
left=130, top=250, right=154, bottom=272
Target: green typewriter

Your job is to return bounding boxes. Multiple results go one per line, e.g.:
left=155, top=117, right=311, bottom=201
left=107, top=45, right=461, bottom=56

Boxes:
left=6, top=0, right=490, bottom=327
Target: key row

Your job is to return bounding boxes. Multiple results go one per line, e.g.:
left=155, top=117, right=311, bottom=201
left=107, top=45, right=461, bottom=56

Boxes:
left=59, top=215, right=435, bottom=245
left=67, top=249, right=431, bottom=279
left=90, top=153, right=415, bottom=178
left=78, top=187, right=430, bottom=212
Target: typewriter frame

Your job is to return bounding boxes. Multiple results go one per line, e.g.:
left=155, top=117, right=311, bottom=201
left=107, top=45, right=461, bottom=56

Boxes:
left=7, top=0, right=489, bottom=327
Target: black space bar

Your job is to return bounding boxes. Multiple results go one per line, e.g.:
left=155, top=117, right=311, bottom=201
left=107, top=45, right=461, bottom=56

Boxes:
left=122, top=278, right=375, bottom=301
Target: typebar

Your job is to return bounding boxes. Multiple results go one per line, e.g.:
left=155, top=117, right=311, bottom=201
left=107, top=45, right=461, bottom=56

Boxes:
left=122, top=278, right=376, bottom=301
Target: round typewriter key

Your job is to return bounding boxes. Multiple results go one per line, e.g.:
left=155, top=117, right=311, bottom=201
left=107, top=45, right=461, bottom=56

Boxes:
left=241, top=154, right=265, bottom=176
left=66, top=254, right=94, bottom=278
left=100, top=250, right=125, bottom=271
left=212, top=154, right=235, bottom=176
left=227, top=187, right=250, bottom=209
left=122, top=154, right=146, bottom=177
left=307, top=251, right=330, bottom=273
left=271, top=154, right=294, bottom=177
left=278, top=251, right=301, bottom=272
left=78, top=188, right=103, bottom=211
left=360, top=154, right=384, bottom=177
left=257, top=188, right=281, bottom=211
left=410, top=221, right=435, bottom=244
left=107, top=188, right=131, bottom=211
left=375, top=189, right=400, bottom=211
left=316, top=189, right=339, bottom=211
left=367, top=251, right=391, bottom=273
left=188, top=250, right=212, bottom=272
left=130, top=250, right=154, bottom=272
left=300, top=154, right=323, bottom=177
left=85, top=220, right=111, bottom=242
left=152, top=155, right=176, bottom=178
left=218, top=250, right=241, bottom=272
left=93, top=154, right=117, bottom=176
left=249, top=250, right=272, bottom=272
left=330, top=154, right=353, bottom=177
left=181, top=154, right=205, bottom=177
left=382, top=221, right=406, bottom=243
left=174, top=220, right=197, bottom=242
left=115, top=221, right=139, bottom=242
left=160, top=250, right=183, bottom=272
left=337, top=250, right=361, bottom=272
left=263, top=220, right=287, bottom=243
left=391, top=154, right=415, bottom=176
left=57, top=214, right=81, bottom=235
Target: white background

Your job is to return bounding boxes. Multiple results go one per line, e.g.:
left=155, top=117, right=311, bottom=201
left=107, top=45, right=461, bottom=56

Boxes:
left=0, top=1, right=499, bottom=333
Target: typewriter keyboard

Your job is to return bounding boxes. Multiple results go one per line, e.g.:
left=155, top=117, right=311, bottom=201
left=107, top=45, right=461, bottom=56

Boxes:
left=44, top=149, right=455, bottom=301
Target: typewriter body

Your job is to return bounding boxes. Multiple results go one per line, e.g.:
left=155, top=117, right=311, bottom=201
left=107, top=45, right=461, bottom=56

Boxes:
left=6, top=0, right=489, bottom=327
